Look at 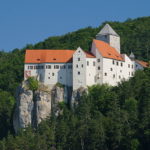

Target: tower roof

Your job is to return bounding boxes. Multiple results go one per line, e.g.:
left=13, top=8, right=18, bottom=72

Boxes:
left=97, top=24, right=119, bottom=37
left=129, top=52, right=135, bottom=59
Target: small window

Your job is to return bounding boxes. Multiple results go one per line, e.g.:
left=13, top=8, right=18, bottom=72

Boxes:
left=110, top=68, right=113, bottom=71
left=60, top=76, right=62, bottom=79
left=48, top=77, right=50, bottom=79
left=119, top=75, right=121, bottom=79
left=104, top=73, right=107, bottom=76
left=116, top=62, right=119, bottom=66
left=76, top=64, right=78, bottom=68
left=113, top=74, right=115, bottom=78
left=52, top=73, right=54, bottom=76
left=68, top=65, right=72, bottom=69
left=128, top=64, right=130, bottom=68
left=132, top=72, right=134, bottom=76
left=121, top=63, right=123, bottom=67
left=78, top=71, right=80, bottom=75
left=132, top=65, right=134, bottom=69
left=87, top=61, right=89, bottom=66
left=78, top=58, right=80, bottom=61
left=54, top=65, right=59, bottom=69
left=81, top=64, right=84, bottom=68
left=120, top=70, right=122, bottom=73
left=112, top=60, right=115, bottom=65
left=97, top=59, right=100, bottom=62
left=98, top=66, right=100, bottom=70
left=46, top=65, right=51, bottom=69
left=93, top=61, right=95, bottom=66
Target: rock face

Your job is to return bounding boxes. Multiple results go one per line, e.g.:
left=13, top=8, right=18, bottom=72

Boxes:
left=13, top=81, right=87, bottom=133
left=71, top=87, right=88, bottom=108
left=13, top=83, right=65, bottom=133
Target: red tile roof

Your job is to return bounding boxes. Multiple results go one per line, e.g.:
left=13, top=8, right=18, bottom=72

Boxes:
left=93, top=39, right=124, bottom=61
left=84, top=52, right=96, bottom=58
left=25, top=49, right=75, bottom=63
left=136, top=60, right=149, bottom=68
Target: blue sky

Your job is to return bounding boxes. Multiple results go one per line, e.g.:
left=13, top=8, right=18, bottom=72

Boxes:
left=0, top=0, right=150, bottom=51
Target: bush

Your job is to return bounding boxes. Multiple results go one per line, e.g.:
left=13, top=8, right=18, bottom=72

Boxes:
left=56, top=82, right=64, bottom=88
left=27, top=77, right=38, bottom=91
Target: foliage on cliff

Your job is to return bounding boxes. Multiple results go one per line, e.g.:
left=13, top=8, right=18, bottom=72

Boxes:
left=0, top=68, right=150, bottom=150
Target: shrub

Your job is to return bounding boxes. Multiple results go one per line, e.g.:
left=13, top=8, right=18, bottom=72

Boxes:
left=27, top=77, right=38, bottom=91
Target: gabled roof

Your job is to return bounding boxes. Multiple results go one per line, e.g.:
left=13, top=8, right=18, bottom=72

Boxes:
left=97, top=24, right=119, bottom=37
left=84, top=52, right=96, bottom=58
left=93, top=39, right=124, bottom=61
left=25, top=49, right=75, bottom=63
left=135, top=60, right=149, bottom=68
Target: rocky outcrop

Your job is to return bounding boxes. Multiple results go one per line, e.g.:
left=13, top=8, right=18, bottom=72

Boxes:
left=13, top=81, right=88, bottom=133
left=13, top=82, right=65, bottom=133
left=71, top=87, right=88, bottom=108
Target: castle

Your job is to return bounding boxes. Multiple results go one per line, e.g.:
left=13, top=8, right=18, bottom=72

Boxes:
left=24, top=24, right=148, bottom=90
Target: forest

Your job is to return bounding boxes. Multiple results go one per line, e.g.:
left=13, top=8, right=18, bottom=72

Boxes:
left=0, top=16, right=150, bottom=150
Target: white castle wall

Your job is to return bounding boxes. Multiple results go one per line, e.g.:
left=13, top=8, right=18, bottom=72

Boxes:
left=86, top=58, right=96, bottom=86
left=73, top=48, right=86, bottom=90
left=24, top=63, right=73, bottom=87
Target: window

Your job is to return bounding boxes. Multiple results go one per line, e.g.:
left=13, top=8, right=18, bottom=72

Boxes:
left=87, top=61, right=89, bottom=66
left=132, top=65, right=134, bottom=69
left=98, top=66, right=100, bottom=70
left=78, top=71, right=80, bottom=75
left=112, top=60, right=115, bottom=65
left=76, top=64, right=78, bottom=68
left=121, top=62, right=123, bottom=67
left=68, top=65, right=72, bottom=69
left=120, top=70, right=122, bottom=73
left=60, top=76, right=62, bottom=79
left=54, top=65, right=59, bottom=69
left=93, top=61, right=95, bottom=66
left=116, top=62, right=119, bottom=66
left=48, top=77, right=50, bottom=79
left=119, top=75, right=121, bottom=79
left=97, top=59, right=100, bottom=62
left=81, top=64, right=84, bottom=68
left=104, top=73, right=107, bottom=76
left=131, top=72, right=134, bottom=76
left=78, top=58, right=80, bottom=61
left=110, top=68, right=113, bottom=71
left=128, top=64, right=130, bottom=68
left=46, top=65, right=51, bottom=69
left=52, top=73, right=54, bottom=76
left=113, top=74, right=115, bottom=78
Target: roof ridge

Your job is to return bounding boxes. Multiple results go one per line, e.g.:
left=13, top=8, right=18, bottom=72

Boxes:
left=97, top=24, right=119, bottom=37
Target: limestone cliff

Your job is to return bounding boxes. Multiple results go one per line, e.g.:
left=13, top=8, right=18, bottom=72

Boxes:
left=13, top=81, right=87, bottom=133
left=13, top=82, right=64, bottom=133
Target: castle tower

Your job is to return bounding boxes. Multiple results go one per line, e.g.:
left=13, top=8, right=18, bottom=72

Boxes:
left=129, top=52, right=135, bottom=60
left=96, top=24, right=120, bottom=53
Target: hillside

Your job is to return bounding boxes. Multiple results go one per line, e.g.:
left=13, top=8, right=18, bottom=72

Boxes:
left=0, top=16, right=150, bottom=150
